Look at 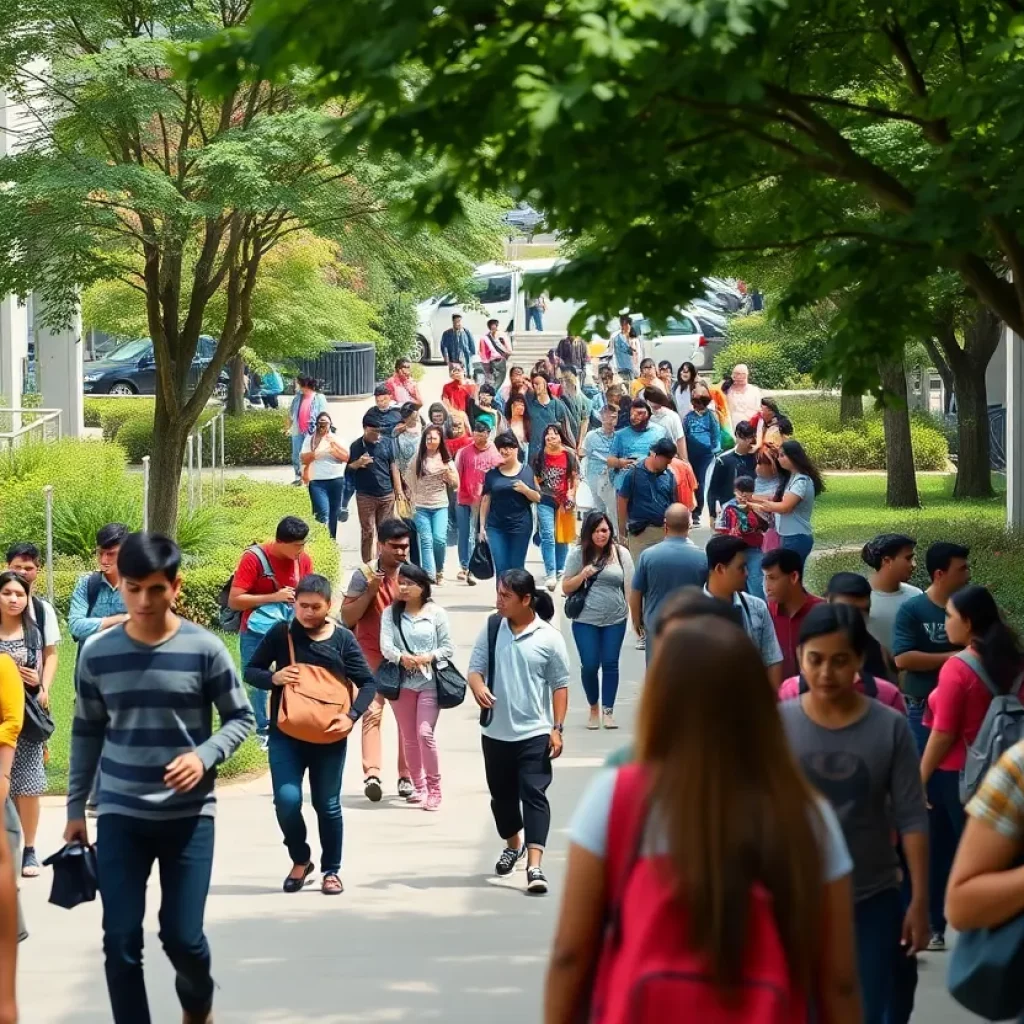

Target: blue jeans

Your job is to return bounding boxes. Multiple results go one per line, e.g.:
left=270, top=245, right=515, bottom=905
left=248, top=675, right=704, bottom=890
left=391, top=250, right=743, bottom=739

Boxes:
left=854, top=887, right=904, bottom=1024
left=688, top=442, right=714, bottom=519
left=457, top=503, right=479, bottom=570
left=745, top=546, right=765, bottom=600
left=268, top=730, right=347, bottom=874
left=414, top=505, right=449, bottom=579
left=97, top=814, right=215, bottom=1024
left=536, top=502, right=567, bottom=577
left=526, top=306, right=543, bottom=331
left=309, top=476, right=345, bottom=539
left=488, top=528, right=531, bottom=579
left=780, top=532, right=814, bottom=564
left=890, top=844, right=919, bottom=1024
left=290, top=434, right=305, bottom=478
left=240, top=629, right=269, bottom=734
left=571, top=620, right=627, bottom=710
left=340, top=474, right=356, bottom=510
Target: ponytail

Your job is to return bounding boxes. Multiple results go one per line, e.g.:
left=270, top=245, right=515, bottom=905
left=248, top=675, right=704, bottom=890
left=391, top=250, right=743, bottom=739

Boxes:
left=499, top=568, right=555, bottom=621
left=951, top=585, right=1024, bottom=692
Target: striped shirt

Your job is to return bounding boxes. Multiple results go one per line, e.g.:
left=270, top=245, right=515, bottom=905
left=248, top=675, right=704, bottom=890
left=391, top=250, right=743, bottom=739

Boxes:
left=967, top=739, right=1024, bottom=841
left=68, top=620, right=254, bottom=821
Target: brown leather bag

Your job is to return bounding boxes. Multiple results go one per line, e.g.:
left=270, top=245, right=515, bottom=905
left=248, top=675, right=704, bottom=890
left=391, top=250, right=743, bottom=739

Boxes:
left=276, top=632, right=354, bottom=745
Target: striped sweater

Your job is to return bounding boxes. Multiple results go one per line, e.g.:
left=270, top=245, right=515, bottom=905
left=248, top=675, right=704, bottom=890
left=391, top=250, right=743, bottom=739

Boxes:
left=68, top=620, right=254, bottom=821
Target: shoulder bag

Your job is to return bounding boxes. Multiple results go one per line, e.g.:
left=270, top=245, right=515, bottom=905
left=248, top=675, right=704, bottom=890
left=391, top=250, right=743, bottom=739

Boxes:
left=276, top=631, right=354, bottom=745
left=21, top=646, right=54, bottom=745
left=376, top=613, right=413, bottom=701
left=434, top=643, right=468, bottom=710
left=565, top=561, right=605, bottom=621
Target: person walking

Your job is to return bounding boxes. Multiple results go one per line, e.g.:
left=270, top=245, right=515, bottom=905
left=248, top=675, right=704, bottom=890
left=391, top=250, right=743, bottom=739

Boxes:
left=545, top=614, right=859, bottom=1024
left=525, top=371, right=572, bottom=458
left=245, top=574, right=377, bottom=896
left=763, top=548, right=824, bottom=681
left=466, top=384, right=505, bottom=438
left=506, top=393, right=531, bottom=452
left=749, top=439, right=823, bottom=561
left=391, top=401, right=423, bottom=479
left=682, top=383, right=721, bottom=527
left=781, top=604, right=929, bottom=1024
left=713, top=474, right=770, bottom=598
left=454, top=421, right=500, bottom=585
left=724, top=362, right=763, bottom=426
left=341, top=519, right=415, bottom=803
left=532, top=424, right=579, bottom=591
left=526, top=293, right=547, bottom=331
left=478, top=319, right=512, bottom=388
left=672, top=360, right=697, bottom=417
left=383, top=357, right=423, bottom=406
left=610, top=315, right=637, bottom=382
left=562, top=512, right=634, bottom=730
left=1, top=650, right=26, bottom=958
left=380, top=564, right=455, bottom=811
left=227, top=516, right=312, bottom=748
left=301, top=412, right=349, bottom=540
left=558, top=366, right=590, bottom=450
left=707, top=419, right=757, bottom=519
left=704, top=535, right=784, bottom=687
left=824, top=573, right=900, bottom=684
left=581, top=404, right=619, bottom=515
left=440, top=314, right=475, bottom=374
left=0, top=573, right=45, bottom=882
left=66, top=532, right=254, bottom=1024
left=656, top=359, right=674, bottom=394
left=348, top=411, right=404, bottom=563
left=615, top=437, right=678, bottom=562
left=407, top=425, right=459, bottom=584
left=468, top=569, right=570, bottom=895
left=554, top=334, right=589, bottom=376
left=629, top=504, right=707, bottom=658
left=480, top=431, right=542, bottom=578
left=628, top=358, right=662, bottom=397
left=442, top=362, right=477, bottom=416
left=643, top=386, right=687, bottom=460
left=862, top=534, right=921, bottom=653
left=68, top=523, right=130, bottom=650
left=607, top=397, right=667, bottom=490
left=288, top=376, right=327, bottom=485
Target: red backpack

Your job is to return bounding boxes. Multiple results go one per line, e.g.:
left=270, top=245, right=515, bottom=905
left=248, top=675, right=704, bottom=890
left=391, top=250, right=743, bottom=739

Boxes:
left=589, top=764, right=809, bottom=1024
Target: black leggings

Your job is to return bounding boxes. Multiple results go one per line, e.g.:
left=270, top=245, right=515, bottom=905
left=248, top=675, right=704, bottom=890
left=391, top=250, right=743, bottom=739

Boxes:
left=481, top=734, right=553, bottom=850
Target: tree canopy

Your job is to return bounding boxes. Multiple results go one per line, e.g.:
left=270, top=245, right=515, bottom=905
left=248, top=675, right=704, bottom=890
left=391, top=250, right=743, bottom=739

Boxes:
left=191, top=0, right=1024, bottom=388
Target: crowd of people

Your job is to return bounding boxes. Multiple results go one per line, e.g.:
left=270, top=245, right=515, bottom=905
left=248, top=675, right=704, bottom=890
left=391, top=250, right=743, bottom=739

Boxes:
left=2, top=332, right=1023, bottom=1024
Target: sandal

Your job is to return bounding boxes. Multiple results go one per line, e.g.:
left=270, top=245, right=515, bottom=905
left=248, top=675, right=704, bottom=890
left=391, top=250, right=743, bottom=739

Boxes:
left=282, top=862, right=314, bottom=893
left=321, top=872, right=344, bottom=895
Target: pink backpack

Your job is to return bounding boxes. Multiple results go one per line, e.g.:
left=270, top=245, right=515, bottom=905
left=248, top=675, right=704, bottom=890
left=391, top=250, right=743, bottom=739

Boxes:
left=589, top=764, right=809, bottom=1024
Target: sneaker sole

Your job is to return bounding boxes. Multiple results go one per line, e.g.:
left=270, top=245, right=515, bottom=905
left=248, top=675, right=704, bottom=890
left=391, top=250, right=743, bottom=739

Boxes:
left=527, top=880, right=549, bottom=895
left=364, top=780, right=383, bottom=803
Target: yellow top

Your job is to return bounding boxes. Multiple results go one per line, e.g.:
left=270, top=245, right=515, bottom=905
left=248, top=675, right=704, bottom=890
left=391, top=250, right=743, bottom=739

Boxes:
left=630, top=376, right=667, bottom=398
left=0, top=654, right=24, bottom=749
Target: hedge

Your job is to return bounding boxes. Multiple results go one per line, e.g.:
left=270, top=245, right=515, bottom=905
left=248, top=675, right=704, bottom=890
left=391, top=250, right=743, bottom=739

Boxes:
left=83, top=396, right=153, bottom=430
left=713, top=312, right=826, bottom=388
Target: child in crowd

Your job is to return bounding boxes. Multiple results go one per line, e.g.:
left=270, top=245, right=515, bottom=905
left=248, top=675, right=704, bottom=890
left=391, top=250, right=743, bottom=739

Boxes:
left=714, top=475, right=769, bottom=597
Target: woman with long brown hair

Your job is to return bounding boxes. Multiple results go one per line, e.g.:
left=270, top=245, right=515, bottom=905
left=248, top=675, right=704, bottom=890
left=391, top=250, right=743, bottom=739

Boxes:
left=544, top=617, right=860, bottom=1024
left=407, top=425, right=459, bottom=585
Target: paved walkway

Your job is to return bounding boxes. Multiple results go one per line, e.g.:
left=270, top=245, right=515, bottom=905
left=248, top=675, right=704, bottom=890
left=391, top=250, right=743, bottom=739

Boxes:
left=19, top=367, right=969, bottom=1021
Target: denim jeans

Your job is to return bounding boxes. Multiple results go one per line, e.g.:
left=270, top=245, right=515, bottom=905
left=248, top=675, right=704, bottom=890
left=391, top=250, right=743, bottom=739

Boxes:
left=456, top=503, right=479, bottom=570
left=780, top=532, right=814, bottom=563
left=97, top=814, right=215, bottom=1024
left=889, top=844, right=919, bottom=1024
left=487, top=528, right=531, bottom=579
left=745, top=546, right=765, bottom=600
left=290, top=434, right=305, bottom=478
left=268, top=730, right=347, bottom=874
left=525, top=306, right=543, bottom=331
left=854, top=887, right=904, bottom=1024
left=571, top=620, right=627, bottom=710
left=536, top=502, right=567, bottom=577
left=240, top=629, right=269, bottom=734
left=340, top=474, right=356, bottom=510
left=414, top=505, right=449, bottom=579
left=688, top=442, right=714, bottom=519
left=308, top=476, right=345, bottom=539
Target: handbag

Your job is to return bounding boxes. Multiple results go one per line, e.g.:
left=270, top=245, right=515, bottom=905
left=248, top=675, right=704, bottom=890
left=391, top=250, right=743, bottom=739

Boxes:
left=555, top=505, right=577, bottom=544
left=21, top=690, right=55, bottom=744
left=276, top=632, right=354, bottom=745
left=948, top=908, right=1024, bottom=1019
left=394, top=492, right=413, bottom=520
left=375, top=614, right=413, bottom=702
left=42, top=841, right=99, bottom=910
left=434, top=657, right=467, bottom=709
left=469, top=537, right=494, bottom=580
left=565, top=563, right=604, bottom=621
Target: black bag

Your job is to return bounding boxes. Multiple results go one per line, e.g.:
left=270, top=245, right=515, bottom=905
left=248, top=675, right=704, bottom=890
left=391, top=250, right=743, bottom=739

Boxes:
left=217, top=545, right=276, bottom=633
left=479, top=612, right=502, bottom=727
left=564, top=564, right=605, bottom=620
left=948, top=904, right=1024, bottom=1019
left=469, top=537, right=494, bottom=580
left=21, top=691, right=54, bottom=744
left=375, top=614, right=412, bottom=702
left=434, top=658, right=467, bottom=710
left=42, top=841, right=99, bottom=910
left=73, top=572, right=105, bottom=672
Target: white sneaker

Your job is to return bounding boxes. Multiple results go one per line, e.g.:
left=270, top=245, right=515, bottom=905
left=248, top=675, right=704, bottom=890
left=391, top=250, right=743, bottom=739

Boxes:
left=545, top=575, right=557, bottom=592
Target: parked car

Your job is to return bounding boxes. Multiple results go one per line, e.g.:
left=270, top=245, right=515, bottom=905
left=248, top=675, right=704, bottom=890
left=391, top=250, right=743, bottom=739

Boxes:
left=81, top=336, right=229, bottom=396
left=592, top=309, right=727, bottom=373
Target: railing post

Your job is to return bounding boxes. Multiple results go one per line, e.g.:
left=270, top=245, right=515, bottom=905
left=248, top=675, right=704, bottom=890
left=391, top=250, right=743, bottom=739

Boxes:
left=187, top=433, right=195, bottom=512
left=219, top=412, right=226, bottom=496
left=208, top=416, right=217, bottom=500
left=141, top=455, right=150, bottom=531
left=197, top=425, right=203, bottom=509
left=43, top=485, right=54, bottom=606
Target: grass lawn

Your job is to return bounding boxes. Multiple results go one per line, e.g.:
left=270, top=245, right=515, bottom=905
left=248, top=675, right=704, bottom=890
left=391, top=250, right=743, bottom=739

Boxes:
left=814, top=473, right=1007, bottom=547
left=44, top=630, right=267, bottom=795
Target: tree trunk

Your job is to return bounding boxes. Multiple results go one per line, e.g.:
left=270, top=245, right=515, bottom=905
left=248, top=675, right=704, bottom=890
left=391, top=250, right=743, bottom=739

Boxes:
left=147, top=399, right=191, bottom=536
left=227, top=354, right=246, bottom=415
left=953, top=368, right=993, bottom=498
left=839, top=383, right=863, bottom=425
left=878, top=356, right=920, bottom=509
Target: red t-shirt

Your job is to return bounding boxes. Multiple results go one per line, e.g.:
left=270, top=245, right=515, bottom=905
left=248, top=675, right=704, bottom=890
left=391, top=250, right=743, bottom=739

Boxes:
left=233, top=544, right=313, bottom=632
left=442, top=380, right=477, bottom=413
left=926, top=655, right=1003, bottom=772
left=345, top=563, right=397, bottom=672
left=446, top=434, right=473, bottom=457
left=769, top=592, right=825, bottom=681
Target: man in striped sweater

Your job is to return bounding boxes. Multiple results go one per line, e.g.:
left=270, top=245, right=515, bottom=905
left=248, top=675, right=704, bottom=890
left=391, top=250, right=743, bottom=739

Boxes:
left=65, top=532, right=254, bottom=1024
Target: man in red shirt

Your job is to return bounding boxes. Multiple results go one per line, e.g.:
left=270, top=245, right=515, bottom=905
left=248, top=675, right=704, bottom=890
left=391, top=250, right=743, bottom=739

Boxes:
left=341, top=517, right=413, bottom=802
left=228, top=516, right=313, bottom=746
left=763, top=547, right=824, bottom=680
left=441, top=362, right=477, bottom=415
left=384, top=357, right=422, bottom=407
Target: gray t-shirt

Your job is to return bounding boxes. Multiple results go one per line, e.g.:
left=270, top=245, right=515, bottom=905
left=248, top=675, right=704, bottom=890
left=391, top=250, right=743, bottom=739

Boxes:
left=632, top=537, right=708, bottom=634
left=780, top=697, right=928, bottom=903
left=563, top=545, right=634, bottom=628
left=468, top=616, right=570, bottom=743
left=776, top=473, right=815, bottom=537
left=868, top=583, right=923, bottom=653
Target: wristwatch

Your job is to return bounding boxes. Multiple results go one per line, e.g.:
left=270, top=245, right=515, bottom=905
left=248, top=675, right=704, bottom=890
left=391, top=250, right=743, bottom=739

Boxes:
left=553, top=723, right=564, bottom=734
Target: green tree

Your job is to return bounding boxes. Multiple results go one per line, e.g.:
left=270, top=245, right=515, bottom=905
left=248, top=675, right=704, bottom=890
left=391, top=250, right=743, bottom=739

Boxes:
left=0, top=0, right=503, bottom=533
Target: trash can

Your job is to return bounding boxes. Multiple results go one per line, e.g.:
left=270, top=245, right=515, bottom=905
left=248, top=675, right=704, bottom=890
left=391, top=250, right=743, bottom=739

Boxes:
left=299, top=342, right=376, bottom=398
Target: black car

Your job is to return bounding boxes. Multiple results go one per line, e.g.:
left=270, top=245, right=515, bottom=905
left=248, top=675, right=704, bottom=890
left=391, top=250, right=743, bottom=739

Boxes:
left=81, top=336, right=228, bottom=396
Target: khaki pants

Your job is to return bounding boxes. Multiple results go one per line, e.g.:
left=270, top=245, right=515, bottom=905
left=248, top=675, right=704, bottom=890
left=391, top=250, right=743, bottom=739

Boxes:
left=627, top=526, right=664, bottom=562
left=356, top=492, right=396, bottom=562
left=361, top=692, right=410, bottom=781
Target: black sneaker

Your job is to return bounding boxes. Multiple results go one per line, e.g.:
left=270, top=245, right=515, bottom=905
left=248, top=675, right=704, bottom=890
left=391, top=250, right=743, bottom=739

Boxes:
left=339, top=508, right=349, bottom=523
left=397, top=777, right=415, bottom=799
left=364, top=776, right=383, bottom=802
left=526, top=866, right=549, bottom=895
left=495, top=845, right=526, bottom=876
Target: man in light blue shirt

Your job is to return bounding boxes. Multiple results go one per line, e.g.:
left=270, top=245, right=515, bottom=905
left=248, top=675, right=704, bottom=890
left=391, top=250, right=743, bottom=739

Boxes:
left=68, top=523, right=129, bottom=644
left=582, top=404, right=619, bottom=513
left=611, top=315, right=636, bottom=380
left=607, top=399, right=667, bottom=487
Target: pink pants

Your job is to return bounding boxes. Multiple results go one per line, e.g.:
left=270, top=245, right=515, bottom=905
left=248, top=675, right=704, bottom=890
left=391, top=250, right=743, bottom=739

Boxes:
left=393, top=688, right=440, bottom=795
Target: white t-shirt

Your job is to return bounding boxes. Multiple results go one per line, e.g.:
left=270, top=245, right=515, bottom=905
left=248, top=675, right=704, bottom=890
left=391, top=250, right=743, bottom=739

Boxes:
left=651, top=407, right=684, bottom=444
left=869, top=583, right=923, bottom=652
left=301, top=434, right=347, bottom=480
left=27, top=596, right=60, bottom=647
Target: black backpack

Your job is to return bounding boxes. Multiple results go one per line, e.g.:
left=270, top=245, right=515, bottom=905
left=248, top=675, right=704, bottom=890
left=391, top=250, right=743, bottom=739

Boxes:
left=479, top=613, right=502, bottom=727
left=73, top=572, right=105, bottom=670
left=217, top=545, right=276, bottom=633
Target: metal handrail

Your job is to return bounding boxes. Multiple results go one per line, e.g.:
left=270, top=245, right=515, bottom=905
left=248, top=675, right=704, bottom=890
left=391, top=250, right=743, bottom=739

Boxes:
left=0, top=408, right=63, bottom=447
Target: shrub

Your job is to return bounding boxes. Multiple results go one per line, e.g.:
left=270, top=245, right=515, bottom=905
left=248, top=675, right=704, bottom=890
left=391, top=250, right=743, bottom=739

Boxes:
left=713, top=339, right=798, bottom=390
left=83, top=396, right=153, bottom=430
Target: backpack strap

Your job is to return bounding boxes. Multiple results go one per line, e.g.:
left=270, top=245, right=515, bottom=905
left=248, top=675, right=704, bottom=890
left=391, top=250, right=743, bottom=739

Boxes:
left=956, top=649, right=999, bottom=697
left=248, top=544, right=278, bottom=584
left=860, top=672, right=879, bottom=699
left=85, top=571, right=103, bottom=617
left=605, top=764, right=650, bottom=946
left=485, top=613, right=501, bottom=692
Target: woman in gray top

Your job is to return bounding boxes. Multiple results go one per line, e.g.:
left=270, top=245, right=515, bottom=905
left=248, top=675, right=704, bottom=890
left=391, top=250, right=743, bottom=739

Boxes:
left=562, top=512, right=635, bottom=730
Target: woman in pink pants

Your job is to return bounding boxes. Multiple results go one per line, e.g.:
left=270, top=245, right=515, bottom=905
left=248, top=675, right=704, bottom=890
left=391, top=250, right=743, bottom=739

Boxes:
left=379, top=564, right=455, bottom=811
